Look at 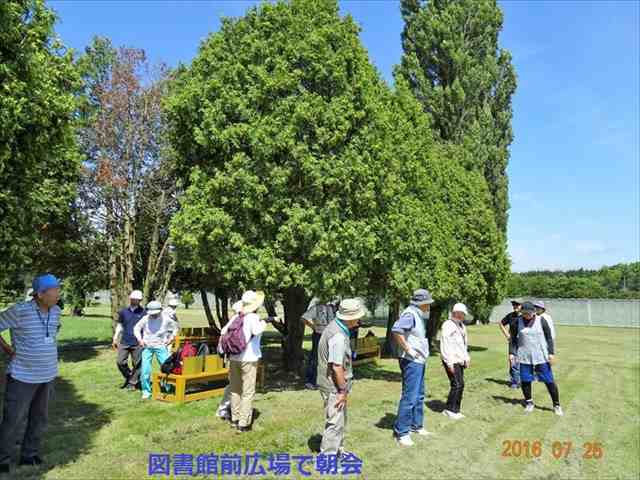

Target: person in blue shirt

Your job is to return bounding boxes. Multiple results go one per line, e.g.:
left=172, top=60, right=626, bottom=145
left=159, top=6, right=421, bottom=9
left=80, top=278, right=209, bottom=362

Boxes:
left=0, top=274, right=62, bottom=473
left=112, top=290, right=146, bottom=390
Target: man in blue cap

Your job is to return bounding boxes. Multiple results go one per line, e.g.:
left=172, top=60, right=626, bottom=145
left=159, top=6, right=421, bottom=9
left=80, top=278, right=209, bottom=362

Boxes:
left=392, top=288, right=434, bottom=447
left=0, top=274, right=62, bottom=473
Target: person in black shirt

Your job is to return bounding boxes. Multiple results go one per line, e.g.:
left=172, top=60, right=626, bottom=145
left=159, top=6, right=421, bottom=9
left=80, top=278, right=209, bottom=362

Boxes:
left=498, top=299, right=522, bottom=388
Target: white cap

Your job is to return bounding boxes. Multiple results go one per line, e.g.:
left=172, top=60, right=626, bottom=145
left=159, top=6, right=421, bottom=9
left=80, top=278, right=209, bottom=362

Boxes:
left=130, top=290, right=143, bottom=300
left=168, top=298, right=179, bottom=307
left=452, top=303, right=468, bottom=316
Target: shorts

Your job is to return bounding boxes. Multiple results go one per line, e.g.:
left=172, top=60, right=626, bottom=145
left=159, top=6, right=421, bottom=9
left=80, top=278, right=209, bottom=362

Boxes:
left=519, top=362, right=554, bottom=383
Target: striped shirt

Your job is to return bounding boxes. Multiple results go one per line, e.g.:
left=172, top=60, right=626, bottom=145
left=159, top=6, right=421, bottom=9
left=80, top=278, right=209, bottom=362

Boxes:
left=0, top=300, right=60, bottom=383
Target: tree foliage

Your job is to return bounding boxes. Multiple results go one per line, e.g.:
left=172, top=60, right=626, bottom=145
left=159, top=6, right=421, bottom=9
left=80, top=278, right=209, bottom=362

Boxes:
left=397, top=0, right=516, bottom=235
left=507, top=263, right=640, bottom=299
left=0, top=0, right=80, bottom=278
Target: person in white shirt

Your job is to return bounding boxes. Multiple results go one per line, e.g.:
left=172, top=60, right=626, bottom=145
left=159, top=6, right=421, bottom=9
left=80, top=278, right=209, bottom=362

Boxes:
left=440, top=303, right=471, bottom=420
left=163, top=297, right=180, bottom=324
left=133, top=301, right=179, bottom=400
left=534, top=301, right=556, bottom=339
left=220, top=291, right=276, bottom=433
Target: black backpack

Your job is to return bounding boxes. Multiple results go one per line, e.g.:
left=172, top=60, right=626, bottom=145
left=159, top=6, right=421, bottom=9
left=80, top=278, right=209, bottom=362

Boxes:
left=160, top=346, right=183, bottom=375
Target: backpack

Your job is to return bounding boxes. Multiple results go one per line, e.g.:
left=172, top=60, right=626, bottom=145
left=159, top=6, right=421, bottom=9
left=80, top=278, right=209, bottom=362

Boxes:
left=195, top=342, right=210, bottom=357
left=160, top=341, right=196, bottom=375
left=219, top=313, right=248, bottom=356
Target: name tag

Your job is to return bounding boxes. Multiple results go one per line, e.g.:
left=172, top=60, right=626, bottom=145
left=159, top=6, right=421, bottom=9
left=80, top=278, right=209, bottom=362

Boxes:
left=44, top=336, right=55, bottom=345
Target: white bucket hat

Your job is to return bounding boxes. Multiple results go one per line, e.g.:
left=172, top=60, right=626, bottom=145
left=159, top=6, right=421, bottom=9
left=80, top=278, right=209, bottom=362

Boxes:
left=336, top=298, right=366, bottom=322
left=452, top=302, right=468, bottom=316
left=239, top=290, right=265, bottom=314
left=130, top=290, right=143, bottom=300
left=146, top=300, right=162, bottom=315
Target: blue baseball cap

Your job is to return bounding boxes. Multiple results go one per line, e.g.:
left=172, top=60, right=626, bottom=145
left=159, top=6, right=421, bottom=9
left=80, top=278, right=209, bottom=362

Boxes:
left=32, top=274, right=61, bottom=294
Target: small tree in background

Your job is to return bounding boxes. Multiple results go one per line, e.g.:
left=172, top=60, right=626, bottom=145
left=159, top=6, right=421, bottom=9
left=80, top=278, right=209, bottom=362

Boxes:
left=180, top=291, right=194, bottom=309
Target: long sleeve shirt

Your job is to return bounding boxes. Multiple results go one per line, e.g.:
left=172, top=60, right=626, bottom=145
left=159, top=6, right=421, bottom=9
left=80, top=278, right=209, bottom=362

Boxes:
left=440, top=319, right=470, bottom=367
left=133, top=313, right=178, bottom=348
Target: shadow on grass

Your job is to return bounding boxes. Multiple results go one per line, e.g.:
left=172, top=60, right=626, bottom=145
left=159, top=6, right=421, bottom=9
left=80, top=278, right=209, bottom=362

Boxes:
left=485, top=377, right=512, bottom=386
left=374, top=413, right=396, bottom=431
left=426, top=399, right=447, bottom=413
left=0, top=377, right=112, bottom=479
left=491, top=395, right=553, bottom=412
left=468, top=345, right=489, bottom=352
left=58, top=345, right=104, bottom=363
left=353, top=364, right=402, bottom=383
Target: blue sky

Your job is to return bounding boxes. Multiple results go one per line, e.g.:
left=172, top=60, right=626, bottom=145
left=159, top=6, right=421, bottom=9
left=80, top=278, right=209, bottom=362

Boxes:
left=48, top=0, right=639, bottom=272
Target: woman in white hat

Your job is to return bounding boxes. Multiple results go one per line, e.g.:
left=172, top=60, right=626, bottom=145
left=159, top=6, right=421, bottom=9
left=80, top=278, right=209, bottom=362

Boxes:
left=440, top=303, right=470, bottom=420
left=223, top=291, right=275, bottom=433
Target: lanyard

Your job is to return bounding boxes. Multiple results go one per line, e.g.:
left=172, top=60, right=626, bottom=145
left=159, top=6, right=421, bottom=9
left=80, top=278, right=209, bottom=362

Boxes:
left=33, top=302, right=51, bottom=337
left=335, top=319, right=350, bottom=337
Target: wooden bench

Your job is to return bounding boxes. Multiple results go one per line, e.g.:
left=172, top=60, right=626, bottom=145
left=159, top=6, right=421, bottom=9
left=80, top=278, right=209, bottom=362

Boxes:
left=352, top=343, right=381, bottom=367
left=152, top=361, right=266, bottom=404
left=152, top=369, right=229, bottom=404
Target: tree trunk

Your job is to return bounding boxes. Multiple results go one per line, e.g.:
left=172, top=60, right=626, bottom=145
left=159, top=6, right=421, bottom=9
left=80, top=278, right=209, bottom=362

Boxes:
left=427, top=302, right=445, bottom=354
left=383, top=299, right=400, bottom=357
left=155, top=252, right=176, bottom=303
left=201, top=289, right=215, bottom=326
left=282, top=286, right=310, bottom=373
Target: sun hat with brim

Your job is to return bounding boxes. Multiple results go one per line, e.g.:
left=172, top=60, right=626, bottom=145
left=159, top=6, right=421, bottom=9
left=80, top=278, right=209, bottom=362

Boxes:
left=452, top=303, right=468, bottom=316
left=410, top=289, right=434, bottom=306
left=336, top=298, right=366, bottom=321
left=32, top=274, right=61, bottom=294
left=231, top=300, right=243, bottom=313
left=130, top=290, right=143, bottom=300
left=168, top=298, right=179, bottom=307
left=533, top=300, right=546, bottom=310
left=146, top=300, right=162, bottom=315
left=521, top=302, right=536, bottom=314
left=240, top=290, right=265, bottom=314
left=510, top=298, right=523, bottom=306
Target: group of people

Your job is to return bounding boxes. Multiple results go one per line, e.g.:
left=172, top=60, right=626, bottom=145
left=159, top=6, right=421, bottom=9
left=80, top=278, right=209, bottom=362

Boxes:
left=112, top=290, right=180, bottom=400
left=499, top=298, right=561, bottom=415
left=0, top=273, right=563, bottom=473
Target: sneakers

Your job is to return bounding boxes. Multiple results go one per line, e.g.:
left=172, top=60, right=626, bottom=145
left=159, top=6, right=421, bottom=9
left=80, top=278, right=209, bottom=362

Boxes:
left=141, top=392, right=151, bottom=400
left=396, top=435, right=414, bottom=447
left=524, top=402, right=535, bottom=413
left=411, top=428, right=433, bottom=436
left=304, top=383, right=317, bottom=390
left=443, top=410, right=463, bottom=420
left=509, top=383, right=520, bottom=389
left=554, top=405, right=564, bottom=416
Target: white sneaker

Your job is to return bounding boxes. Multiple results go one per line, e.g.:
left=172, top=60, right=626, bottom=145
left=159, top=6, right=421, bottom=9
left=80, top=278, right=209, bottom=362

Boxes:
left=554, top=406, right=564, bottom=416
left=412, top=428, right=433, bottom=436
left=524, top=402, right=535, bottom=413
left=453, top=412, right=465, bottom=420
left=443, top=410, right=461, bottom=420
left=142, top=392, right=151, bottom=400
left=396, top=435, right=414, bottom=447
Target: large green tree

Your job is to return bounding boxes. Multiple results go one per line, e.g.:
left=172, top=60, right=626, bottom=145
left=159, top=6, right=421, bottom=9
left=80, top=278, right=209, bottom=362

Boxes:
left=166, top=0, right=395, bottom=370
left=397, top=0, right=516, bottom=235
left=0, top=0, right=80, bottom=278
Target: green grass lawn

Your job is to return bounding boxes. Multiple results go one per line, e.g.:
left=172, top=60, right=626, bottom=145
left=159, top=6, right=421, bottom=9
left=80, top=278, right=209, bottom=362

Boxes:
left=0, top=309, right=638, bottom=479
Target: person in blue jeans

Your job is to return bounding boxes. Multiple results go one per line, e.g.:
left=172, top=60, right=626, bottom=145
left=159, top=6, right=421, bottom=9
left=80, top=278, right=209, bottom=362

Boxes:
left=499, top=299, right=522, bottom=388
left=391, top=289, right=434, bottom=447
left=302, top=300, right=338, bottom=389
left=133, top=301, right=179, bottom=400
